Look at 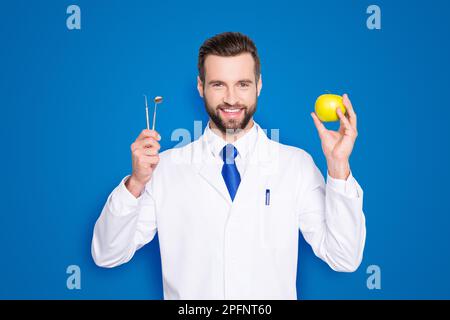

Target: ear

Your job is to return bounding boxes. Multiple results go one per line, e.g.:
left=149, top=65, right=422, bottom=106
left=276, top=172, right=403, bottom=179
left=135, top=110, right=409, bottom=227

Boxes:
left=197, top=76, right=204, bottom=98
left=257, top=74, right=263, bottom=97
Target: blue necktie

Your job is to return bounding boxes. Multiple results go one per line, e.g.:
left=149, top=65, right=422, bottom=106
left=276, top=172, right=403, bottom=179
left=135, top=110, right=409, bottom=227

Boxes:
left=221, top=144, right=241, bottom=201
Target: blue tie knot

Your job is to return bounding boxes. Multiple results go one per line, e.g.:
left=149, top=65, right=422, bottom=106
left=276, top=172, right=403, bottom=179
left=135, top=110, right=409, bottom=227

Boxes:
left=222, top=144, right=238, bottom=165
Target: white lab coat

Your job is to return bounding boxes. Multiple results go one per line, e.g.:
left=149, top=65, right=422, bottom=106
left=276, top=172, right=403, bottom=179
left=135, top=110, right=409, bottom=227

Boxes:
left=91, top=122, right=366, bottom=300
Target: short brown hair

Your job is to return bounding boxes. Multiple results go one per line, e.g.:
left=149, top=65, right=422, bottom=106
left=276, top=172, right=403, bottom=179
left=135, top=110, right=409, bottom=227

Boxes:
left=198, top=32, right=261, bottom=83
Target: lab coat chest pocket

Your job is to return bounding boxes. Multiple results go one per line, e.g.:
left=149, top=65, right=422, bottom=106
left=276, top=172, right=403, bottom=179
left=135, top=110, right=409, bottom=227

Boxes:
left=259, top=188, right=292, bottom=249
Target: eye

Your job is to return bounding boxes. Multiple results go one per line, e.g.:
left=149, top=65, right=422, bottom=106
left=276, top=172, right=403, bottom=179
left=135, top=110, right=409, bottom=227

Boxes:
left=239, top=82, right=250, bottom=88
left=212, top=83, right=223, bottom=87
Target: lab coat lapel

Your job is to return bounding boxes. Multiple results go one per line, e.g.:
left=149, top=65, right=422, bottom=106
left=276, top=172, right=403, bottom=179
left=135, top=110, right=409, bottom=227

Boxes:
left=196, top=135, right=232, bottom=204
left=231, top=126, right=276, bottom=209
left=195, top=124, right=277, bottom=206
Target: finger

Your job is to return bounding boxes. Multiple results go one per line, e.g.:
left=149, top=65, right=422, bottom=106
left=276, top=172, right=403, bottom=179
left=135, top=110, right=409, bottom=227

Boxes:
left=141, top=138, right=160, bottom=149
left=336, top=107, right=352, bottom=130
left=337, top=108, right=358, bottom=138
left=141, top=147, right=159, bottom=156
left=310, top=112, right=327, bottom=138
left=131, top=139, right=160, bottom=153
left=136, top=129, right=161, bottom=141
left=343, top=93, right=357, bottom=128
left=134, top=138, right=160, bottom=150
left=140, top=155, right=160, bottom=165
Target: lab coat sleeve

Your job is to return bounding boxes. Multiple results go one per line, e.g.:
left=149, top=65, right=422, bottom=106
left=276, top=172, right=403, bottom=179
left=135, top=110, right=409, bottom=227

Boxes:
left=91, top=175, right=157, bottom=268
left=297, top=152, right=366, bottom=272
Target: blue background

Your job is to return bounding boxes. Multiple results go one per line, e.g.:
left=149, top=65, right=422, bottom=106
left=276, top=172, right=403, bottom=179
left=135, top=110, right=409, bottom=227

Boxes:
left=1, top=0, right=449, bottom=299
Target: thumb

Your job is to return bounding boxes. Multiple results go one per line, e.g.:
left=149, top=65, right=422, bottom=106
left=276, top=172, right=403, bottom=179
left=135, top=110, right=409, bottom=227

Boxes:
left=311, top=112, right=326, bottom=138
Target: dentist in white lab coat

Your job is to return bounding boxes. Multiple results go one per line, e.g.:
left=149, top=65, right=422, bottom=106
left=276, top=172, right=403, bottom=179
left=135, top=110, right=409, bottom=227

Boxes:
left=92, top=32, right=366, bottom=300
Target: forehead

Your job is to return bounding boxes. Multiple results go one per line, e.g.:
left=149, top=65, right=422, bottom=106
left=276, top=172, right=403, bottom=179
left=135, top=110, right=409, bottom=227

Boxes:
left=204, top=53, right=255, bottom=81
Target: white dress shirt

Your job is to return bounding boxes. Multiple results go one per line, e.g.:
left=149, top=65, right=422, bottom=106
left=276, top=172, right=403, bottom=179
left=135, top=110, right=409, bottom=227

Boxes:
left=204, top=121, right=258, bottom=177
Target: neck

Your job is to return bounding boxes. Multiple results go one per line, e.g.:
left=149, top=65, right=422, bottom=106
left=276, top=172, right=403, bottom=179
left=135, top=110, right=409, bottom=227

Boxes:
left=209, top=118, right=255, bottom=143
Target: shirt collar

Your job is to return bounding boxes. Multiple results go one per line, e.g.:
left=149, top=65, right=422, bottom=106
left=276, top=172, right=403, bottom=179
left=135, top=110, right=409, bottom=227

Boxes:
left=204, top=120, right=259, bottom=161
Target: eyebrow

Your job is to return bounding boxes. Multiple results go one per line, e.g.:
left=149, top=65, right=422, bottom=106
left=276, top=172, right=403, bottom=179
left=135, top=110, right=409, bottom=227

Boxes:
left=208, top=79, right=254, bottom=85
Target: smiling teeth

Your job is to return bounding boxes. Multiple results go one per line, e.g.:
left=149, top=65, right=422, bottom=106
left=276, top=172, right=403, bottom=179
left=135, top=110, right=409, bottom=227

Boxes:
left=223, top=109, right=240, bottom=113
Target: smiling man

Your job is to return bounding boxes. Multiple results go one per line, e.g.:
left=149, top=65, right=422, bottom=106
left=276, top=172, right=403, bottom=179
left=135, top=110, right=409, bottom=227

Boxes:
left=91, top=32, right=366, bottom=300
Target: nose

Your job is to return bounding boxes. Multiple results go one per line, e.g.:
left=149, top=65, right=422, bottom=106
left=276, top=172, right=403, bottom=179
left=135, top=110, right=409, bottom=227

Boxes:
left=223, top=87, right=239, bottom=106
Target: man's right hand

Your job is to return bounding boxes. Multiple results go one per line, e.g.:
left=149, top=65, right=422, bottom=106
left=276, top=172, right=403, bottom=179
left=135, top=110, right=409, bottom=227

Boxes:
left=125, top=129, right=161, bottom=198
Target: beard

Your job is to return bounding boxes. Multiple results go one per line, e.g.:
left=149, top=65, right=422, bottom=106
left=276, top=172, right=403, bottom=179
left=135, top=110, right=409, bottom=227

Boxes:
left=203, top=93, right=257, bottom=135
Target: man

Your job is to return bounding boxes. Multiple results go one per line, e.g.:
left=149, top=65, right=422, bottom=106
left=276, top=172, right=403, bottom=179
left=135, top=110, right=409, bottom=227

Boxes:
left=92, top=32, right=366, bottom=299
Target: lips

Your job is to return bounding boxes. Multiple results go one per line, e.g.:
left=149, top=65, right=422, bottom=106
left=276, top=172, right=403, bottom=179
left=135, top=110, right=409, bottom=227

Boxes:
left=219, top=107, right=245, bottom=118
left=222, top=108, right=241, bottom=113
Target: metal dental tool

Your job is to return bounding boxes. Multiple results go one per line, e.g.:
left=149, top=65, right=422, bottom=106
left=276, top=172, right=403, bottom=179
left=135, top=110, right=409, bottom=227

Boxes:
left=144, top=95, right=163, bottom=131
left=152, top=96, right=163, bottom=131
left=144, top=95, right=150, bottom=130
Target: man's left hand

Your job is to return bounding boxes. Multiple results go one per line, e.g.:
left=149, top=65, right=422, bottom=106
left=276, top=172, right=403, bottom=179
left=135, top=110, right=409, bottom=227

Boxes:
left=311, top=93, right=358, bottom=180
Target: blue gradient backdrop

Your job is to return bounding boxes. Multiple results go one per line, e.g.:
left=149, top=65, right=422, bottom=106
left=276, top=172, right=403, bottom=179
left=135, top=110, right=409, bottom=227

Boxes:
left=1, top=0, right=449, bottom=299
